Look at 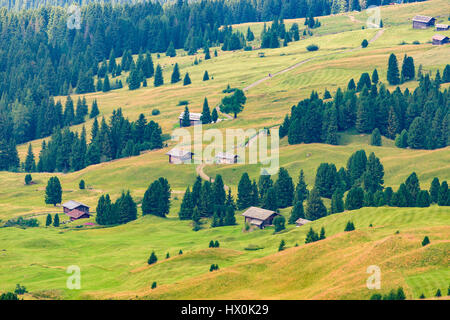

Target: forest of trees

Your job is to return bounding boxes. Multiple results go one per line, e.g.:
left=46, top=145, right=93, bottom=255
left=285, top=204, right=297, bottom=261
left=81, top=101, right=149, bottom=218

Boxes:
left=281, top=63, right=450, bottom=150
left=32, top=108, right=163, bottom=172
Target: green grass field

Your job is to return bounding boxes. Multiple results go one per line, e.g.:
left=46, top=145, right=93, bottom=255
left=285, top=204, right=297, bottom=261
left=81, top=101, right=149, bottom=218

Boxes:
left=1, top=0, right=449, bottom=300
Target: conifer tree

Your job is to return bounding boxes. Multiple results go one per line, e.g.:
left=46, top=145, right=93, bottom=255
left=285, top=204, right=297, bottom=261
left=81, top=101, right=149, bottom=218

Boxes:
left=319, top=227, right=326, bottom=240
left=148, top=251, right=158, bottom=265
left=183, top=73, right=191, bottom=86
left=171, top=63, right=181, bottom=84
left=24, top=174, right=32, bottom=185
left=53, top=213, right=60, bottom=227
left=274, top=215, right=286, bottom=232
left=387, top=53, right=400, bottom=85
left=372, top=69, right=379, bottom=84
left=181, top=106, right=191, bottom=127
left=344, top=221, right=355, bottom=231
left=437, top=181, right=448, bottom=206
left=103, top=74, right=111, bottom=92
left=289, top=200, right=305, bottom=224
left=203, top=70, right=210, bottom=81
left=46, top=214, right=52, bottom=227
left=179, top=187, right=194, bottom=220
left=154, top=64, right=164, bottom=87
left=278, top=239, right=286, bottom=251
left=90, top=100, right=99, bottom=118
left=345, top=187, right=364, bottom=210
left=45, top=177, right=62, bottom=206
left=274, top=167, right=294, bottom=208
left=211, top=108, right=218, bottom=123
left=305, top=188, right=327, bottom=221
left=305, top=227, right=319, bottom=243
left=237, top=172, right=253, bottom=209
left=262, top=187, right=278, bottom=211
left=24, top=144, right=36, bottom=172
left=370, top=128, right=382, bottom=146
left=429, top=177, right=440, bottom=204
left=294, top=170, right=309, bottom=202
left=421, top=236, right=430, bottom=246
left=200, top=98, right=212, bottom=124
left=166, top=41, right=176, bottom=57
left=331, top=189, right=344, bottom=213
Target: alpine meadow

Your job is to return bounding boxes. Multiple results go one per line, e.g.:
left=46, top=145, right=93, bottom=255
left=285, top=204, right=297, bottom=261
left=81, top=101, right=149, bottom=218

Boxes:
left=0, top=0, right=449, bottom=304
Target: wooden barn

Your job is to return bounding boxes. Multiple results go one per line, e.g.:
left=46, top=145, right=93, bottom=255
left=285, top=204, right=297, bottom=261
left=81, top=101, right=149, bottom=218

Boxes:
left=436, top=24, right=449, bottom=31
left=62, top=200, right=90, bottom=221
left=215, top=152, right=238, bottom=164
left=166, top=148, right=194, bottom=164
left=412, top=15, right=435, bottom=29
left=295, top=218, right=311, bottom=227
left=242, top=207, right=280, bottom=229
left=432, top=34, right=449, bottom=45
left=179, top=112, right=202, bottom=127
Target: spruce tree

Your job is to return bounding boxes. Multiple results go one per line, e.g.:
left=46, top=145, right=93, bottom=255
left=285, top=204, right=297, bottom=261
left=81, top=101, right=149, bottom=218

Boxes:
left=203, top=71, right=210, bottom=81
left=262, top=186, right=278, bottom=211
left=211, top=108, right=218, bottom=123
left=166, top=41, right=176, bottom=57
left=181, top=106, right=191, bottom=127
left=437, top=181, right=448, bottom=206
left=345, top=187, right=364, bottom=210
left=154, top=64, right=164, bottom=87
left=344, top=221, right=355, bottom=232
left=200, top=98, right=212, bottom=124
left=46, top=214, right=52, bottom=227
left=407, top=117, right=426, bottom=149
left=171, top=63, right=181, bottom=84
left=331, top=189, right=344, bottom=213
left=53, top=213, right=60, bottom=227
left=289, top=200, right=304, bottom=224
left=305, top=188, right=327, bottom=221
left=305, top=227, right=319, bottom=243
left=237, top=172, right=253, bottom=209
left=294, top=170, right=309, bottom=202
left=148, top=251, right=158, bottom=265
left=372, top=69, right=379, bottom=84
left=370, top=128, right=382, bottom=146
left=24, top=144, right=36, bottom=172
left=179, top=187, right=194, bottom=220
left=45, top=177, right=62, bottom=206
left=421, top=236, right=430, bottom=246
left=103, top=74, right=111, bottom=92
left=387, top=53, right=400, bottom=85
left=90, top=100, right=99, bottom=118
left=183, top=73, right=191, bottom=86
left=319, top=227, right=326, bottom=240
left=429, top=177, right=440, bottom=203
left=274, top=167, right=294, bottom=208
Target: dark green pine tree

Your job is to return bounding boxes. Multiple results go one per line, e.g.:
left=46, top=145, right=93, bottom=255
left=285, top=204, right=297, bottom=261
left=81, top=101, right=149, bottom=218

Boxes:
left=289, top=199, right=305, bottom=224
left=203, top=70, right=210, bottom=81
left=90, top=100, right=99, bottom=118
left=96, top=78, right=103, bottom=91
left=344, top=221, right=355, bottom=231
left=401, top=54, right=415, bottom=82
left=103, top=74, right=111, bottom=92
left=237, top=172, right=253, bottom=210
left=274, top=167, right=294, bottom=208
left=148, top=251, right=158, bottom=265
left=421, top=236, right=430, bottom=246
left=305, top=188, right=327, bottom=221
left=362, top=152, right=384, bottom=194
left=305, top=227, right=319, bottom=243
left=372, top=69, right=379, bottom=84
left=128, top=66, right=141, bottom=90
left=181, top=106, right=191, bottom=127
left=404, top=172, right=420, bottom=206
left=294, top=169, right=309, bottom=203
left=429, top=177, right=440, bottom=204
left=154, top=64, right=164, bottom=87
left=314, top=163, right=338, bottom=198
left=345, top=186, right=364, bottom=210
left=116, top=191, right=137, bottom=224
left=331, top=189, right=344, bottom=213
left=166, top=41, right=176, bottom=57
left=262, top=187, right=278, bottom=211
left=387, top=53, right=400, bottom=85
left=171, top=63, right=181, bottom=84
left=251, top=180, right=259, bottom=206
left=46, top=214, right=52, bottom=227
left=64, top=96, right=75, bottom=126
left=273, top=216, right=285, bottom=232
left=191, top=176, right=202, bottom=207
left=224, top=205, right=236, bottom=226
left=347, top=78, right=356, bottom=90
left=200, top=98, right=212, bottom=124
left=24, top=144, right=36, bottom=172
left=212, top=174, right=226, bottom=206
left=53, top=213, right=60, bottom=227
left=407, top=117, right=426, bottom=149
left=370, top=128, right=382, bottom=146
left=416, top=190, right=430, bottom=207
left=319, top=227, right=326, bottom=240
left=183, top=73, right=191, bottom=86
left=211, top=108, right=218, bottom=123
left=437, top=181, right=448, bottom=206
left=204, top=46, right=211, bottom=60
left=142, top=180, right=168, bottom=217
left=45, top=177, right=62, bottom=206
left=258, top=174, right=273, bottom=201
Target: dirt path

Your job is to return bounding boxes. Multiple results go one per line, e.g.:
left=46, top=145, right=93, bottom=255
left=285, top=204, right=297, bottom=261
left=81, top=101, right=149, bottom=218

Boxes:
left=196, top=163, right=230, bottom=190
left=243, top=28, right=385, bottom=92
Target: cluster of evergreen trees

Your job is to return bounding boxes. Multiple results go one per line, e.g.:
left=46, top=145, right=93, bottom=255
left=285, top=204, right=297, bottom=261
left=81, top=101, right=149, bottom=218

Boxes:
left=179, top=175, right=236, bottom=229
left=281, top=65, right=450, bottom=150
left=32, top=109, right=163, bottom=173
left=260, top=18, right=302, bottom=49
left=95, top=191, right=137, bottom=225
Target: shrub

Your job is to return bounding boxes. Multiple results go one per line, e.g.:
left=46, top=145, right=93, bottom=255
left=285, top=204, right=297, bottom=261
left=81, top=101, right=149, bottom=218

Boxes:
left=435, top=289, right=441, bottom=297
left=177, top=100, right=189, bottom=106
left=152, top=109, right=160, bottom=116
left=0, top=292, right=19, bottom=300
left=244, top=46, right=252, bottom=51
left=413, top=40, right=420, bottom=45
left=151, top=282, right=157, bottom=289
left=344, top=221, right=355, bottom=232
left=361, top=39, right=369, bottom=48
left=370, top=293, right=382, bottom=300
left=79, top=180, right=85, bottom=189
left=14, top=284, right=27, bottom=295
left=273, top=215, right=286, bottom=232
left=24, top=174, right=32, bottom=185
left=148, top=251, right=158, bottom=265
left=422, top=236, right=430, bottom=246
left=306, top=44, right=319, bottom=51
left=179, top=249, right=183, bottom=255
left=278, top=239, right=286, bottom=251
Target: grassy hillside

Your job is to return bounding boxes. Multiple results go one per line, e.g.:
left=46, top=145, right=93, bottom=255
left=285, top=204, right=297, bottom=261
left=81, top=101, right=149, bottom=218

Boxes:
left=0, top=0, right=449, bottom=300
left=0, top=205, right=448, bottom=300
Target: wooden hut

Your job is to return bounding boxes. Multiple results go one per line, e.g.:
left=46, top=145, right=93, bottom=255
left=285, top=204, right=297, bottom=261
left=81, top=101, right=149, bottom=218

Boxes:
left=215, top=152, right=238, bottom=164
left=412, top=15, right=435, bottom=29
left=432, top=34, right=449, bottom=45
left=62, top=200, right=90, bottom=221
left=166, top=148, right=194, bottom=164
left=295, top=218, right=311, bottom=227
left=436, top=24, right=449, bottom=31
left=242, top=207, right=280, bottom=229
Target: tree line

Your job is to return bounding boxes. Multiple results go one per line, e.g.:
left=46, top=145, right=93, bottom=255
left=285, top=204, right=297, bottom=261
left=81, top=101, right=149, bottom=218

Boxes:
left=27, top=109, right=163, bottom=173
left=281, top=64, right=450, bottom=150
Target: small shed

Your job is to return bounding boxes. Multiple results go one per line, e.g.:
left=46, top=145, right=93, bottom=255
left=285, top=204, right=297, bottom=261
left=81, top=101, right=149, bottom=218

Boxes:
left=436, top=24, right=449, bottom=31
left=215, top=152, right=238, bottom=164
left=166, top=148, right=194, bottom=164
left=62, top=200, right=90, bottom=221
left=412, top=15, right=435, bottom=29
left=179, top=112, right=202, bottom=127
left=432, top=34, right=449, bottom=45
left=295, top=218, right=311, bottom=227
left=242, top=207, right=280, bottom=229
